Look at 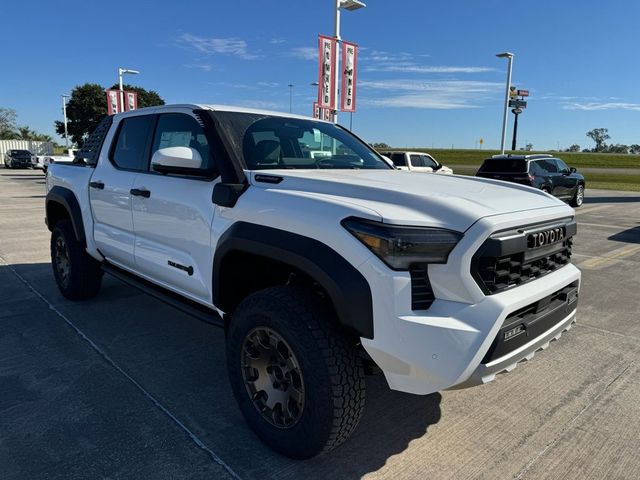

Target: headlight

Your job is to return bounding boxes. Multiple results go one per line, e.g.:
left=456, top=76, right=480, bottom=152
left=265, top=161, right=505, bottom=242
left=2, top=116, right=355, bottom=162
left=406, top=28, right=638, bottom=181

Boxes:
left=342, top=217, right=462, bottom=270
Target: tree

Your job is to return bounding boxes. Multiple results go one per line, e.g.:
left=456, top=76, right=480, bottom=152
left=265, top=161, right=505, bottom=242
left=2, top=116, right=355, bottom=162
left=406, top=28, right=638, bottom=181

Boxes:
left=630, top=144, right=640, bottom=155
left=525, top=143, right=533, bottom=151
left=370, top=142, right=390, bottom=149
left=605, top=144, right=629, bottom=154
left=55, top=83, right=164, bottom=147
left=586, top=128, right=610, bottom=152
left=0, top=107, right=19, bottom=139
left=566, top=144, right=581, bottom=152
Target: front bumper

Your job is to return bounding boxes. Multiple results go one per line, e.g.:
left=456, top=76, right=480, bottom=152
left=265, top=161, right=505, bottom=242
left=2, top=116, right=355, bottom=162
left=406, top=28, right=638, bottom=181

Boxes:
left=361, top=263, right=580, bottom=395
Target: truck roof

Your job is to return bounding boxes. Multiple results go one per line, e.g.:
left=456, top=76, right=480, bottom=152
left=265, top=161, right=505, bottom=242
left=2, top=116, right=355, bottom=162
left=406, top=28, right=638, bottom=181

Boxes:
left=489, top=154, right=553, bottom=161
left=113, top=103, right=331, bottom=123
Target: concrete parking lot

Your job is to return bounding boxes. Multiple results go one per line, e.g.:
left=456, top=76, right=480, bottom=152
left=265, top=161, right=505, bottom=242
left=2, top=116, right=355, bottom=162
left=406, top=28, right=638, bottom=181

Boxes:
left=1, top=169, right=638, bottom=480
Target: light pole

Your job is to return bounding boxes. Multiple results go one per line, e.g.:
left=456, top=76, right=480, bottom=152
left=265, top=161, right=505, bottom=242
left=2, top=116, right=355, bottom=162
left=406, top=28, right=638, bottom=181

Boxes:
left=332, top=0, right=366, bottom=124
left=118, top=67, right=140, bottom=112
left=61, top=94, right=70, bottom=149
left=288, top=83, right=294, bottom=113
left=496, top=52, right=514, bottom=155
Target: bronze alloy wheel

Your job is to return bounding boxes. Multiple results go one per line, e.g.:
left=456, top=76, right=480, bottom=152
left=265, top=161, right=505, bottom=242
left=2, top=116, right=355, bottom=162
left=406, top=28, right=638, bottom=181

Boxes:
left=241, top=327, right=305, bottom=428
left=54, top=236, right=71, bottom=288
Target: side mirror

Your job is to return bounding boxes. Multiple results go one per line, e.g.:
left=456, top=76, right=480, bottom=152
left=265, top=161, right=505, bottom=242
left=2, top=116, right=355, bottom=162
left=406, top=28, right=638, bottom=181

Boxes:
left=151, top=147, right=204, bottom=175
left=212, top=183, right=246, bottom=208
left=569, top=167, right=577, bottom=174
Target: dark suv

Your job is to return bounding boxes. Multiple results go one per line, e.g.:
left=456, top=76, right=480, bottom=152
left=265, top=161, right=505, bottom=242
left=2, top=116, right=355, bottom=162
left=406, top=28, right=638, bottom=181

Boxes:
left=476, top=154, right=585, bottom=207
left=4, top=149, right=34, bottom=169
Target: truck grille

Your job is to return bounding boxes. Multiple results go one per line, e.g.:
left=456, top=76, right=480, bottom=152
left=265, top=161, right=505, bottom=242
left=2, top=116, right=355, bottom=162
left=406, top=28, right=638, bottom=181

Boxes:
left=410, top=264, right=435, bottom=310
left=472, top=220, right=575, bottom=295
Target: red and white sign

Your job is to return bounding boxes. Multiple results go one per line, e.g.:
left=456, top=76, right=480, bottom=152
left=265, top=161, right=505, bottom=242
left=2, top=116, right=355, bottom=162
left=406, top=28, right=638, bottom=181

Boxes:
left=312, top=101, right=332, bottom=121
left=106, top=89, right=121, bottom=115
left=340, top=41, right=358, bottom=112
left=125, top=91, right=138, bottom=111
left=317, top=35, right=337, bottom=110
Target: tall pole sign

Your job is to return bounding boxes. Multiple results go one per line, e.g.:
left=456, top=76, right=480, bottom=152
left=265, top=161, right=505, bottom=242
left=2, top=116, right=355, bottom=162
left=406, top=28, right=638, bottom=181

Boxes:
left=317, top=35, right=337, bottom=111
left=340, top=41, right=358, bottom=113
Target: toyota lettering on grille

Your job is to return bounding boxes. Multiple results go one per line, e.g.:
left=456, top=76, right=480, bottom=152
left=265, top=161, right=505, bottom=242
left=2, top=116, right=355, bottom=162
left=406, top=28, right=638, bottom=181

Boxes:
left=528, top=226, right=565, bottom=249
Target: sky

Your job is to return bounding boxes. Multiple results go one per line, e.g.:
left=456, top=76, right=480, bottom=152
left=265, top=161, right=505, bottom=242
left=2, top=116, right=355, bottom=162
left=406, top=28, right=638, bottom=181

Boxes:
left=2, top=0, right=639, bottom=150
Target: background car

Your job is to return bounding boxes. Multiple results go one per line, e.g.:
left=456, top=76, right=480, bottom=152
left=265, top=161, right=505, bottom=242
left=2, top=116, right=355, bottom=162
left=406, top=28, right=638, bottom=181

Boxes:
left=4, top=149, right=34, bottom=168
left=475, top=154, right=585, bottom=207
left=381, top=150, right=454, bottom=174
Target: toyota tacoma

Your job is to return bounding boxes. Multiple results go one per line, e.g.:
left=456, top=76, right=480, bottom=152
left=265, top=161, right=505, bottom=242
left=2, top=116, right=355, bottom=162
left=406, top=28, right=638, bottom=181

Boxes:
left=45, top=104, right=580, bottom=458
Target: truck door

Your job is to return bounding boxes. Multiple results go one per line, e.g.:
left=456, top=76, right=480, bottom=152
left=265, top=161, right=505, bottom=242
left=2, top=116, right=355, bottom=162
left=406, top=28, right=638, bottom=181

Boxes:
left=130, top=110, right=217, bottom=303
left=89, top=114, right=154, bottom=267
left=409, top=154, right=434, bottom=173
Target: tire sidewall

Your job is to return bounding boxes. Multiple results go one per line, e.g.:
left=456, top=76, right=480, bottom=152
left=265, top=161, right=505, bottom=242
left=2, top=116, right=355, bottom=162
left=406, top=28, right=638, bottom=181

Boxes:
left=226, top=292, right=337, bottom=458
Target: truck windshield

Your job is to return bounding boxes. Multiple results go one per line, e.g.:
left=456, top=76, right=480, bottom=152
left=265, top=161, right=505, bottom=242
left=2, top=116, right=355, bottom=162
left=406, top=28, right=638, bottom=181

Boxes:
left=214, top=112, right=391, bottom=170
left=478, top=159, right=527, bottom=173
left=11, top=150, right=31, bottom=157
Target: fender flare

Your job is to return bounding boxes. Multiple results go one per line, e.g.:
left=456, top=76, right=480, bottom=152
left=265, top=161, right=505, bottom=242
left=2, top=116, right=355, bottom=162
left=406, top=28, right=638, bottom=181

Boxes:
left=213, top=222, right=374, bottom=339
left=45, top=186, right=86, bottom=247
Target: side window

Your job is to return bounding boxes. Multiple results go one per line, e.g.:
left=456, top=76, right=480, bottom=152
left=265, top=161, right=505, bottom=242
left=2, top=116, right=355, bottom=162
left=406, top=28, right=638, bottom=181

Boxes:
left=529, top=161, right=542, bottom=174
left=392, top=153, right=406, bottom=167
left=410, top=154, right=423, bottom=167
left=539, top=159, right=558, bottom=173
left=421, top=155, right=438, bottom=168
left=111, top=115, right=154, bottom=171
left=152, top=113, right=212, bottom=169
left=554, top=159, right=570, bottom=173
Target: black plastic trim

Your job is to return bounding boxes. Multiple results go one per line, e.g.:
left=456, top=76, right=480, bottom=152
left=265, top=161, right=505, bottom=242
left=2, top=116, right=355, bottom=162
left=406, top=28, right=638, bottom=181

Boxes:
left=45, top=186, right=86, bottom=247
left=103, top=263, right=223, bottom=328
left=213, top=222, right=374, bottom=339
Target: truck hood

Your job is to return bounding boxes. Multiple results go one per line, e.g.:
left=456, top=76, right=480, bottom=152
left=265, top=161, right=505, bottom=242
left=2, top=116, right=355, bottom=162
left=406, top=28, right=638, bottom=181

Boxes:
left=248, top=170, right=570, bottom=232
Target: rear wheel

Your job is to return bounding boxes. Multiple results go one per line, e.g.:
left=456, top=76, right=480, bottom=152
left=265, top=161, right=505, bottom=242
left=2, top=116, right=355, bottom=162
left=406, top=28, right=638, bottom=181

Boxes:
left=226, top=286, right=365, bottom=459
left=51, top=219, right=103, bottom=300
left=570, top=184, right=584, bottom=207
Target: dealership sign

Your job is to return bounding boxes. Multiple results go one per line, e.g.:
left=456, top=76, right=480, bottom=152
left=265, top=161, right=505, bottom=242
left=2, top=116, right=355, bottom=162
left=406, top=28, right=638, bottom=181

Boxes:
left=106, top=89, right=139, bottom=115
left=313, top=102, right=332, bottom=121
left=340, top=41, right=358, bottom=112
left=317, top=35, right=337, bottom=110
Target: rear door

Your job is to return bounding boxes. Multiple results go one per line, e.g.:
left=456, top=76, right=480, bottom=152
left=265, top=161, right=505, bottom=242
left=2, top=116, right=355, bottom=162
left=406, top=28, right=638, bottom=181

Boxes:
left=89, top=113, right=155, bottom=267
left=552, top=158, right=574, bottom=198
left=538, top=158, right=563, bottom=196
left=130, top=108, right=218, bottom=303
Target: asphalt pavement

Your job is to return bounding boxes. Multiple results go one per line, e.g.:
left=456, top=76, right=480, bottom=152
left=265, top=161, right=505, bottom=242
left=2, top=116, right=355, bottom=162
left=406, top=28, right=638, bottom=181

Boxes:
left=1, top=169, right=638, bottom=480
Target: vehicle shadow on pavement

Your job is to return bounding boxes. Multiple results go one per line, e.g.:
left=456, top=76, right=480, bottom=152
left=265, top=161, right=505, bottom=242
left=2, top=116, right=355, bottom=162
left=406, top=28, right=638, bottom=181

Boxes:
left=2, top=262, right=442, bottom=480
left=584, top=196, right=640, bottom=204
left=609, top=225, right=640, bottom=244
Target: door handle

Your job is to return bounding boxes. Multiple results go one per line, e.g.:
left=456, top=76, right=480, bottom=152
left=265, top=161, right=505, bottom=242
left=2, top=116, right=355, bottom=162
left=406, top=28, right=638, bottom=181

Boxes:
left=89, top=181, right=104, bottom=190
left=130, top=188, right=151, bottom=198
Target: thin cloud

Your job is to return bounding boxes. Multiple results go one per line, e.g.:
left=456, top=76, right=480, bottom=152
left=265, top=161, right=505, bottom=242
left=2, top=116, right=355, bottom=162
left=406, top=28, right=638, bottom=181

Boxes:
left=287, top=47, right=317, bottom=61
left=270, top=38, right=286, bottom=44
left=563, top=102, right=640, bottom=111
left=365, top=64, right=495, bottom=73
left=183, top=63, right=214, bottom=72
left=359, top=78, right=503, bottom=109
left=179, top=33, right=258, bottom=59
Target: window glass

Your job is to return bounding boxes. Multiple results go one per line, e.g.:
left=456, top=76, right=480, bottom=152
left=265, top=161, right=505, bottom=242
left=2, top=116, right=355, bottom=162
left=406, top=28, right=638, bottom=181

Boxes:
left=111, top=115, right=154, bottom=170
left=554, top=159, right=570, bottom=173
left=152, top=114, right=212, bottom=169
left=392, top=153, right=406, bottom=167
left=410, top=154, right=424, bottom=167
left=540, top=159, right=558, bottom=173
left=213, top=113, right=390, bottom=170
left=478, top=159, right=527, bottom=173
left=529, top=161, right=543, bottom=174
left=421, top=155, right=438, bottom=168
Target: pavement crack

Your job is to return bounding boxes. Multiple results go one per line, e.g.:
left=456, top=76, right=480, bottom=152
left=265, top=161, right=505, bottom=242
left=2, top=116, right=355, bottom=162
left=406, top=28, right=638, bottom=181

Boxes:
left=513, top=360, right=635, bottom=479
left=0, top=254, right=242, bottom=480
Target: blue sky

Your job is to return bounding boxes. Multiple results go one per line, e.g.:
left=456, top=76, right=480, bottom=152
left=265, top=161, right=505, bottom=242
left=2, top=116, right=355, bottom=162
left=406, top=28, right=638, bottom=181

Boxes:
left=3, top=0, right=639, bottom=150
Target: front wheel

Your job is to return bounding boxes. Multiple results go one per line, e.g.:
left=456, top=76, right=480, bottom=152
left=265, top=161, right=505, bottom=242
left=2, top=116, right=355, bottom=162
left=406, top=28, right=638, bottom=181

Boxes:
left=51, top=219, right=103, bottom=300
left=226, top=286, right=366, bottom=459
left=570, top=184, right=584, bottom=207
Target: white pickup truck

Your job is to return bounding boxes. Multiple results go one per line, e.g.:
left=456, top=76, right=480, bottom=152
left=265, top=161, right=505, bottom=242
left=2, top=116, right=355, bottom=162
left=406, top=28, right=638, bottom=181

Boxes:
left=382, top=150, right=454, bottom=174
left=45, top=104, right=580, bottom=458
left=41, top=149, right=78, bottom=173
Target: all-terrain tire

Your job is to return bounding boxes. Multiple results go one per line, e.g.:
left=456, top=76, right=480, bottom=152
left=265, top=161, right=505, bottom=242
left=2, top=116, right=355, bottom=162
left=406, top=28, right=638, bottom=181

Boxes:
left=50, top=219, right=103, bottom=300
left=226, top=286, right=366, bottom=459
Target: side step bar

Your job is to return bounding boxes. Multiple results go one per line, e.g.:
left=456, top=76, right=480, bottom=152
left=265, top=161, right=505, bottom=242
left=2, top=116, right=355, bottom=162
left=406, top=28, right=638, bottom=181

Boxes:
left=102, top=263, right=224, bottom=328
